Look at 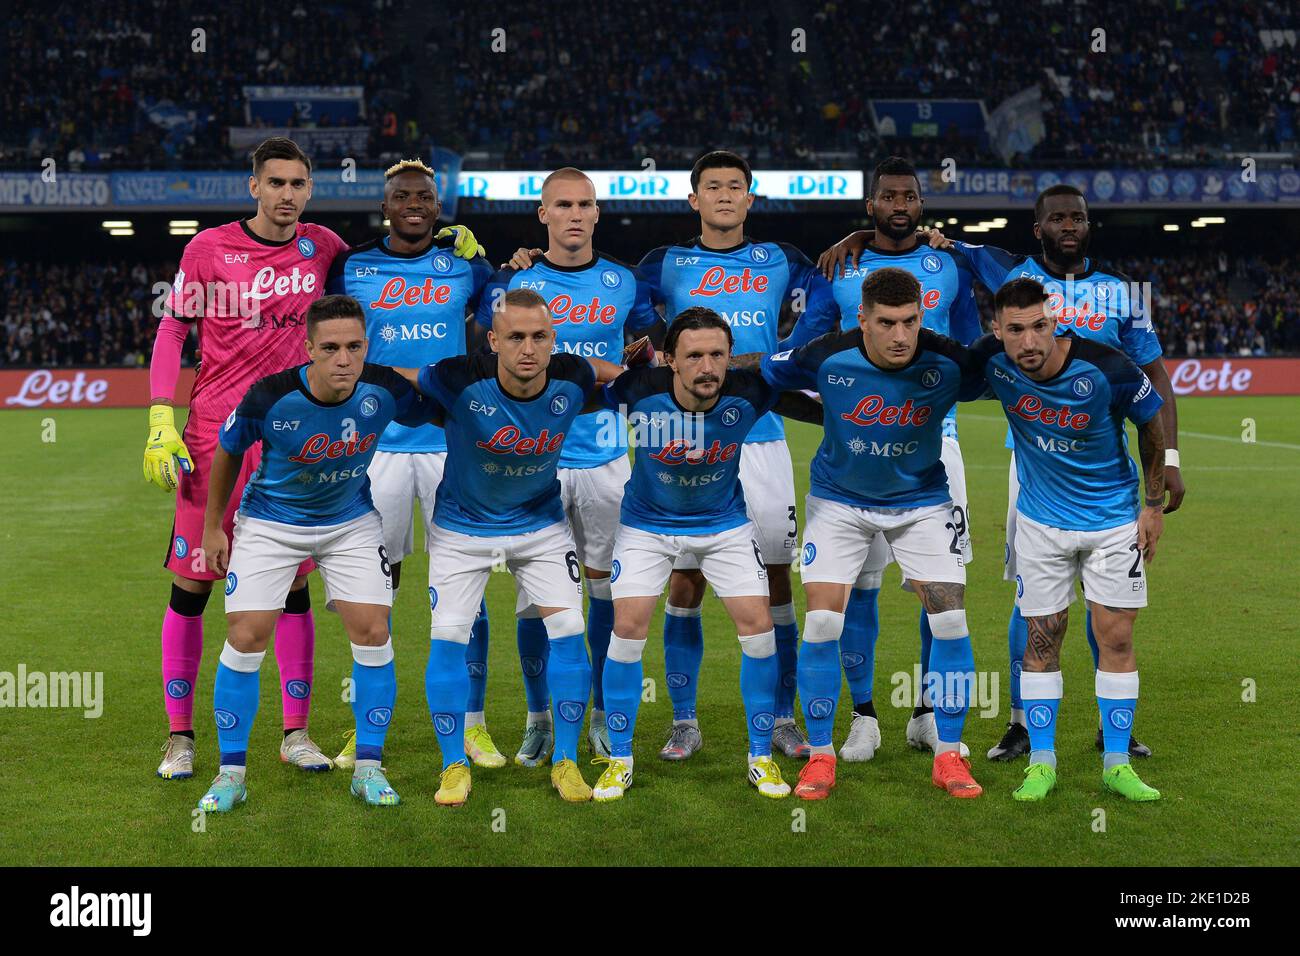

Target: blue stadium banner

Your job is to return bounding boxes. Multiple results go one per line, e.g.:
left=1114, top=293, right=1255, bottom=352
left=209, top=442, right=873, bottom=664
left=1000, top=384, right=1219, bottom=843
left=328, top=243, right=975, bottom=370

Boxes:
left=917, top=167, right=1300, bottom=205
left=428, top=147, right=463, bottom=221
left=871, top=100, right=988, bottom=138
left=242, top=85, right=365, bottom=125
left=0, top=167, right=1294, bottom=211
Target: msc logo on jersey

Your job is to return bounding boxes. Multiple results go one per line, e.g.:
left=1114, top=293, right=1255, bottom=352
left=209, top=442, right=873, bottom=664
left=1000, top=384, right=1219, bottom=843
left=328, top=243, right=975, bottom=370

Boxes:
left=431, top=253, right=453, bottom=273
left=808, top=697, right=834, bottom=719
left=610, top=559, right=621, bottom=582
left=1028, top=704, right=1053, bottom=728
left=360, top=395, right=380, bottom=418
left=166, top=679, right=192, bottom=699
left=297, top=237, right=316, bottom=259
left=802, top=542, right=817, bottom=565
left=600, top=269, right=621, bottom=288
left=225, top=572, right=238, bottom=595
left=433, top=713, right=455, bottom=736
left=921, top=254, right=942, bottom=273
left=173, top=535, right=189, bottom=559
left=921, top=369, right=942, bottom=389
left=286, top=680, right=311, bottom=699
left=214, top=709, right=239, bottom=730
left=750, top=245, right=770, bottom=263
left=1073, top=377, right=1094, bottom=397
left=1109, top=708, right=1135, bottom=731
left=550, top=394, right=569, bottom=415
left=558, top=700, right=585, bottom=723
left=607, top=711, right=629, bottom=732
left=721, top=407, right=740, bottom=427
left=367, top=707, right=393, bottom=727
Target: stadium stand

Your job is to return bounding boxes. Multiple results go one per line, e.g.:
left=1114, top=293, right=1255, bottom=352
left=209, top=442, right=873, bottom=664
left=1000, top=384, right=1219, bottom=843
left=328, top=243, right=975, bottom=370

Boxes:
left=4, top=0, right=1295, bottom=170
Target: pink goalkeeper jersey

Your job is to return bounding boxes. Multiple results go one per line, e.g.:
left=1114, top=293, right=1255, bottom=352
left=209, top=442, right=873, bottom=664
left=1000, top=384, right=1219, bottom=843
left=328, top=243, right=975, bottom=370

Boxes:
left=166, top=219, right=348, bottom=421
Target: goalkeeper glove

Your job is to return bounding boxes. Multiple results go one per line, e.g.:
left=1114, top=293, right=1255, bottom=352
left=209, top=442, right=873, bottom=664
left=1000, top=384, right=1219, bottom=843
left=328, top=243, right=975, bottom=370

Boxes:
left=143, top=403, right=194, bottom=491
left=437, top=224, right=486, bottom=260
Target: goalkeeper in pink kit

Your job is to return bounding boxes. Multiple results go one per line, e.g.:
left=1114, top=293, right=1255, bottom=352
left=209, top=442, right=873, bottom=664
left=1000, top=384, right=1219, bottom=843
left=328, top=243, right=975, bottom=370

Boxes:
left=145, top=137, right=481, bottom=779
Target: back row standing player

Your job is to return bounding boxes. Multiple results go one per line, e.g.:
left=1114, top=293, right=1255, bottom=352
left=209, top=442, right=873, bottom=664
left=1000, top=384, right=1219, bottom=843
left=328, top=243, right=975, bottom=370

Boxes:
left=483, top=169, right=662, bottom=765
left=146, top=137, right=481, bottom=779
left=326, top=159, right=504, bottom=770
left=820, top=182, right=1183, bottom=761
left=636, top=150, right=840, bottom=759
left=821, top=157, right=983, bottom=764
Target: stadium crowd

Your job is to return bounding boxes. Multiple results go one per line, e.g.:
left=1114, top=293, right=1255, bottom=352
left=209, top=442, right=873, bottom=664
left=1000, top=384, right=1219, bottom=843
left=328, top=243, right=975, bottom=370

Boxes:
left=3, top=0, right=1296, bottom=171
left=1, top=0, right=416, bottom=170
left=3, top=250, right=1298, bottom=369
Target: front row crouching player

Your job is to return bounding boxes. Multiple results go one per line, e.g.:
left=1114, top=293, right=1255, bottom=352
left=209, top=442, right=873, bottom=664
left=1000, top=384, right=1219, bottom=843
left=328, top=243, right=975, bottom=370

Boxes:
left=748, top=267, right=989, bottom=800
left=590, top=308, right=824, bottom=802
left=198, top=296, right=438, bottom=811
left=392, top=289, right=625, bottom=806
left=973, top=278, right=1164, bottom=802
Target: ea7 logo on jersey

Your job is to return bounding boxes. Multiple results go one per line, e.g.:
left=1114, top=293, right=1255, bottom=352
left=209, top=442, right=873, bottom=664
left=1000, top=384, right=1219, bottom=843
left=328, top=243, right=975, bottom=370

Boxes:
left=223, top=254, right=250, bottom=264
left=827, top=374, right=855, bottom=387
left=271, top=419, right=300, bottom=431
left=674, top=256, right=701, bottom=265
left=354, top=266, right=379, bottom=277
left=469, top=399, right=497, bottom=416
left=994, top=366, right=1017, bottom=383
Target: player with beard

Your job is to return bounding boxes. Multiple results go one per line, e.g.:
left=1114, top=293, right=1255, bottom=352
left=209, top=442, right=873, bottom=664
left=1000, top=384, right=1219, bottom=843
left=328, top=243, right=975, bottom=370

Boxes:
left=820, top=184, right=1183, bottom=761
left=815, top=157, right=982, bottom=764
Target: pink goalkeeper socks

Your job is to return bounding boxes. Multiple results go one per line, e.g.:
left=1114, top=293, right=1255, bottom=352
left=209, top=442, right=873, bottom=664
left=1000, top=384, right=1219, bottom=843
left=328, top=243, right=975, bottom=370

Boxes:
left=275, top=611, right=316, bottom=730
left=161, top=608, right=204, bottom=733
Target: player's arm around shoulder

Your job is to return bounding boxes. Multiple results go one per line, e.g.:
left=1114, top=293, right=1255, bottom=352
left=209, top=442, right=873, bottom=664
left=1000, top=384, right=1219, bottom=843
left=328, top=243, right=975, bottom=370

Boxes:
left=955, top=331, right=1004, bottom=401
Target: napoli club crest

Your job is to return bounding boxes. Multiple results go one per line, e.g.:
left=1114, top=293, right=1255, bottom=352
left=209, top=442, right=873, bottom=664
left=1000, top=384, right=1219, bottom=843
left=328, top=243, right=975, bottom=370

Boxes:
left=600, top=269, right=621, bottom=288
left=921, top=368, right=941, bottom=388
left=721, top=407, right=740, bottom=426
left=750, top=245, right=769, bottom=263
left=550, top=394, right=569, bottom=415
left=297, top=237, right=316, bottom=258
left=921, top=254, right=942, bottom=273
left=1073, top=377, right=1093, bottom=397
left=432, top=253, right=452, bottom=273
left=360, top=395, right=380, bottom=418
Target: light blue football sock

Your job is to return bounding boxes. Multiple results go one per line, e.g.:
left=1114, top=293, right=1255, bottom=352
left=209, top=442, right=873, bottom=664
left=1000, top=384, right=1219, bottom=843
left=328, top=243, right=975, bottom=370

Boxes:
left=465, top=599, right=489, bottom=714
left=425, top=634, right=469, bottom=769
left=663, top=604, right=703, bottom=721
left=603, top=635, right=644, bottom=760
left=739, top=631, right=779, bottom=757
left=352, top=640, right=396, bottom=757
left=516, top=615, right=550, bottom=714
left=840, top=587, right=879, bottom=705
left=213, top=642, right=264, bottom=769
left=548, top=627, right=592, bottom=763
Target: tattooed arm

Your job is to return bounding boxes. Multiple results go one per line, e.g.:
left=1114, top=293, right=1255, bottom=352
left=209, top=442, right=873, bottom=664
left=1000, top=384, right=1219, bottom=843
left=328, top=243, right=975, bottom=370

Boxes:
left=1136, top=414, right=1165, bottom=563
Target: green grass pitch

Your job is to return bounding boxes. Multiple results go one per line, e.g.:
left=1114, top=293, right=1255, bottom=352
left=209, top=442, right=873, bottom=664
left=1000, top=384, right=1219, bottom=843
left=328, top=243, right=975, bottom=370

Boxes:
left=0, top=397, right=1294, bottom=866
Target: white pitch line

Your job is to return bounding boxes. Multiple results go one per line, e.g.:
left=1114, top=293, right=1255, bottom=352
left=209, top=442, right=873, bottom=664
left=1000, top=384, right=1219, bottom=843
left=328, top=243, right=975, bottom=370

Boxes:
left=959, top=413, right=1300, bottom=451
